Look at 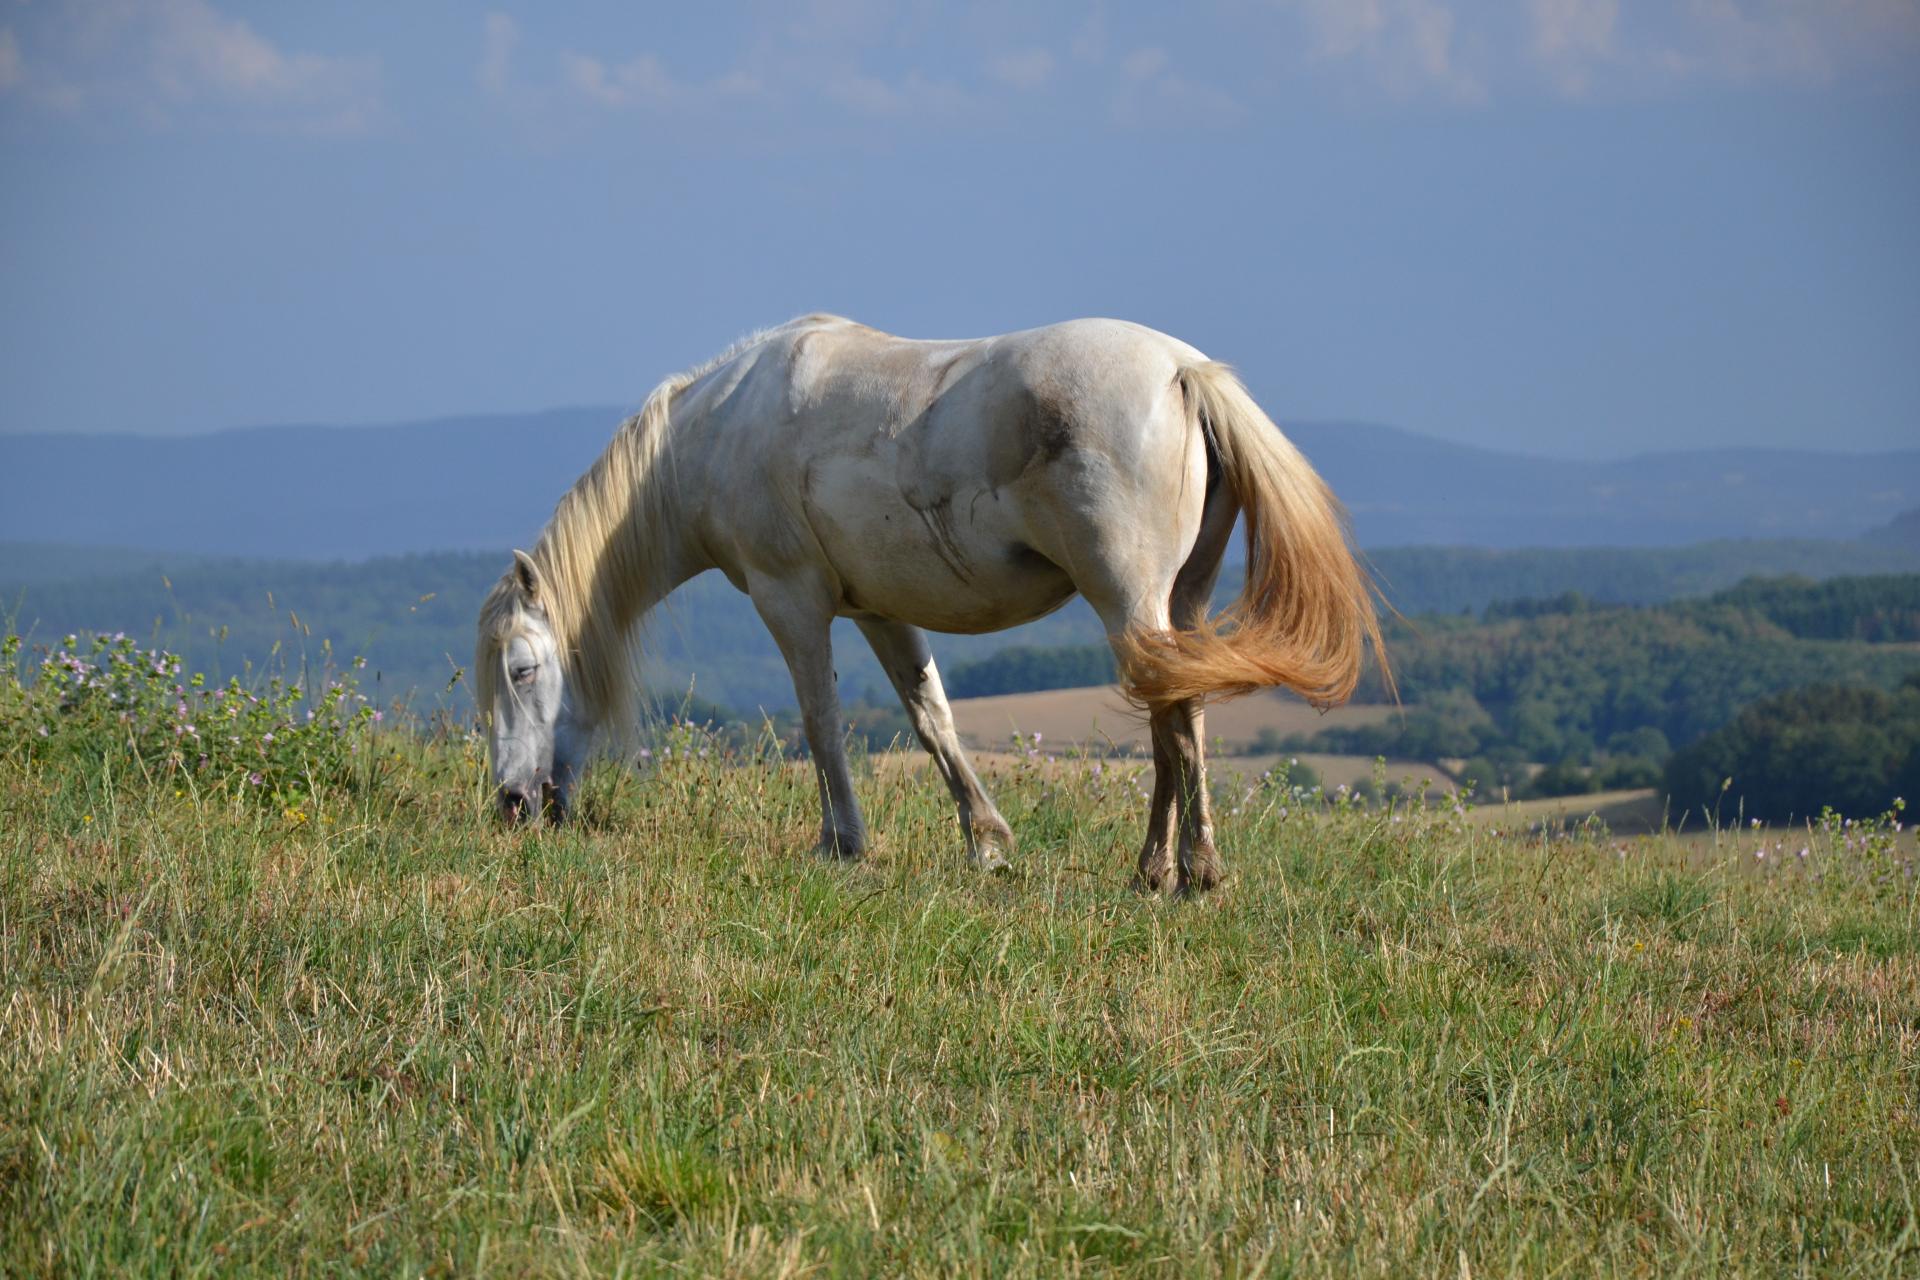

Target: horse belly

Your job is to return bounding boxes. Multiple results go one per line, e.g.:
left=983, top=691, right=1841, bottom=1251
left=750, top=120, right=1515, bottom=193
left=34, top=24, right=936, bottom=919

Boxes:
left=818, top=488, right=1075, bottom=634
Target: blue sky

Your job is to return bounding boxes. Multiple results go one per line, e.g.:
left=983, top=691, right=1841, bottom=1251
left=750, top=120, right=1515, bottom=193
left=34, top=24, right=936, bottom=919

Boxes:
left=1, top=1, right=1916, bottom=457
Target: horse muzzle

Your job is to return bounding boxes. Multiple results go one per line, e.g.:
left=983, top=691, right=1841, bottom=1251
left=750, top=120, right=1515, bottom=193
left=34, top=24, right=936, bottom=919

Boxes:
left=496, top=782, right=566, bottom=826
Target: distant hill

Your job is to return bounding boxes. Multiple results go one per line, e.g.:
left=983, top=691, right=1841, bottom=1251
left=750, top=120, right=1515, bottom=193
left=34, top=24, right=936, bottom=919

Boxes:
left=2, top=410, right=1916, bottom=556
left=6, top=538, right=1919, bottom=715
left=1289, top=423, right=1920, bottom=548
left=1365, top=540, right=1920, bottom=616
left=1864, top=506, right=1920, bottom=553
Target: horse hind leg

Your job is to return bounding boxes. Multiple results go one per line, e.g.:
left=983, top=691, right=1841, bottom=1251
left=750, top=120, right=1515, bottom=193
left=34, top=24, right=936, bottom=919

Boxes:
left=856, top=618, right=1014, bottom=869
left=1163, top=491, right=1236, bottom=895
left=1133, top=718, right=1179, bottom=892
left=1077, top=584, right=1190, bottom=892
left=1086, top=480, right=1236, bottom=896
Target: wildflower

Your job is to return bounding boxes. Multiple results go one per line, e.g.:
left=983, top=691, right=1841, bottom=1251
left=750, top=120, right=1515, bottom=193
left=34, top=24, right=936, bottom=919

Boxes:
left=284, top=807, right=307, bottom=825
left=248, top=772, right=264, bottom=786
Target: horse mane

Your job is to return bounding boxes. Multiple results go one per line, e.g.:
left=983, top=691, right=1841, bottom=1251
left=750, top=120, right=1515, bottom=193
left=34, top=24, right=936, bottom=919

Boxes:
left=476, top=315, right=849, bottom=729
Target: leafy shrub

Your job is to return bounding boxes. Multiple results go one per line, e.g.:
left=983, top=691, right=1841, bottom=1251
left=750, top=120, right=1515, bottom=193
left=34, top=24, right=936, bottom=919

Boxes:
left=2, top=631, right=381, bottom=804
left=1594, top=755, right=1663, bottom=790
left=1527, top=759, right=1596, bottom=798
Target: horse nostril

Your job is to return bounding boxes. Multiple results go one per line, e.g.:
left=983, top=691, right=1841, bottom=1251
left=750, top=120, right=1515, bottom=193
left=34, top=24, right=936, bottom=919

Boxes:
left=498, top=786, right=532, bottom=823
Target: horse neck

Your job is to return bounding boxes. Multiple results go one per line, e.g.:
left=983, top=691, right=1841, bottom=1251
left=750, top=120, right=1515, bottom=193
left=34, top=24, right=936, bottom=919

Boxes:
left=533, top=397, right=711, bottom=724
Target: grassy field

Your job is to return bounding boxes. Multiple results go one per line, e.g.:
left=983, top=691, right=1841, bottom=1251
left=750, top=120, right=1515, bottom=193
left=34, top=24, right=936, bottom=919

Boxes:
left=4, top=727, right=1918, bottom=1275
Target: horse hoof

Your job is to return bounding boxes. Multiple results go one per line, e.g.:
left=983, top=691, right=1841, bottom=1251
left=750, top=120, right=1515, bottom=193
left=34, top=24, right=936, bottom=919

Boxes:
left=1175, top=865, right=1225, bottom=898
left=814, top=834, right=865, bottom=862
left=1131, top=870, right=1170, bottom=895
left=970, top=849, right=1011, bottom=873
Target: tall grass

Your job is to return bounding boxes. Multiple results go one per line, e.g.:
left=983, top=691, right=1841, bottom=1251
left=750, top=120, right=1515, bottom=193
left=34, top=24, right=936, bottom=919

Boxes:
left=1, top=637, right=1916, bottom=1276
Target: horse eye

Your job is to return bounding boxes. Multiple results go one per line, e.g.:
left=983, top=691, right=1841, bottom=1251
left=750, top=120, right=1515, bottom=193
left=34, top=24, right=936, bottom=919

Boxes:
left=511, top=663, right=538, bottom=685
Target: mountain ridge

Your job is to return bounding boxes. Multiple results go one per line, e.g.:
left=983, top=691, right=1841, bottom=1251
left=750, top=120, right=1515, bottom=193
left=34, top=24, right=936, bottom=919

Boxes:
left=3, top=410, right=1914, bottom=558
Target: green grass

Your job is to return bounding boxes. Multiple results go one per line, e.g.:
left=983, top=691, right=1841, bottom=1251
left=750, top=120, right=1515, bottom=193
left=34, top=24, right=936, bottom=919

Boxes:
left=2, top=736, right=1916, bottom=1276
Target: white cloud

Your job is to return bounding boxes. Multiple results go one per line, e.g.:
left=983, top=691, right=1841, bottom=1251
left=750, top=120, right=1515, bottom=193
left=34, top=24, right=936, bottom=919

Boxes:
left=1282, top=0, right=1920, bottom=102
left=1287, top=0, right=1485, bottom=101
left=1, top=1, right=379, bottom=134
left=1673, top=0, right=1834, bottom=82
left=1112, top=47, right=1242, bottom=127
left=1517, top=0, right=1920, bottom=96
left=1295, top=0, right=1387, bottom=60
left=1531, top=0, right=1619, bottom=60
left=561, top=51, right=675, bottom=107
left=558, top=48, right=767, bottom=114
left=0, top=28, right=21, bottom=91
left=479, top=12, right=517, bottom=95
left=986, top=47, right=1053, bottom=90
left=1528, top=0, right=1618, bottom=95
left=1068, top=10, right=1107, bottom=63
left=822, top=68, right=974, bottom=117
left=1121, top=46, right=1167, bottom=80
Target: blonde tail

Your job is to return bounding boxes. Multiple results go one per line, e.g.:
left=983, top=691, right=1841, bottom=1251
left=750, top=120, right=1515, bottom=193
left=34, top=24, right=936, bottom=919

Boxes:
left=1116, top=362, right=1391, bottom=711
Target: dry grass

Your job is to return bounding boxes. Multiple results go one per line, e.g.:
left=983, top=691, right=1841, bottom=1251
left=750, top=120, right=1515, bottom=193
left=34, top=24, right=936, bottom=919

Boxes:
left=2, top=735, right=1916, bottom=1276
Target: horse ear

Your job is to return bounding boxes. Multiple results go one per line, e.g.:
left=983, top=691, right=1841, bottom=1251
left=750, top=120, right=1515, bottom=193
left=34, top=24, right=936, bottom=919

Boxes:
left=512, top=549, right=540, bottom=601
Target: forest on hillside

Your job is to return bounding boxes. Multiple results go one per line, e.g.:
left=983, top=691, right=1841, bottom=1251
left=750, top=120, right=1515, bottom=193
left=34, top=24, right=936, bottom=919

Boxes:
left=1665, top=679, right=1920, bottom=824
left=9, top=540, right=1919, bottom=816
left=1304, top=576, right=1920, bottom=790
left=945, top=575, right=1920, bottom=806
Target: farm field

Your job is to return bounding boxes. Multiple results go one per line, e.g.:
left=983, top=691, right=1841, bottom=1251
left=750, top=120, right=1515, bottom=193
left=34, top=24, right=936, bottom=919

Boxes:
left=1469, top=788, right=1668, bottom=836
left=4, top=729, right=1916, bottom=1276
left=947, top=684, right=1399, bottom=754
left=927, top=749, right=1457, bottom=797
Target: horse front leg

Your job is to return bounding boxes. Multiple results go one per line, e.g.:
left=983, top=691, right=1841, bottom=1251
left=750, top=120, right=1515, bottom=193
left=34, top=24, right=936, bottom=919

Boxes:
left=749, top=576, right=868, bottom=859
left=856, top=618, right=1014, bottom=870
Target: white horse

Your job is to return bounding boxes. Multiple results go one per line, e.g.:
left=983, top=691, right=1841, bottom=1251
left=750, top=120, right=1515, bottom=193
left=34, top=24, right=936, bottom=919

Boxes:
left=477, top=315, right=1385, bottom=894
